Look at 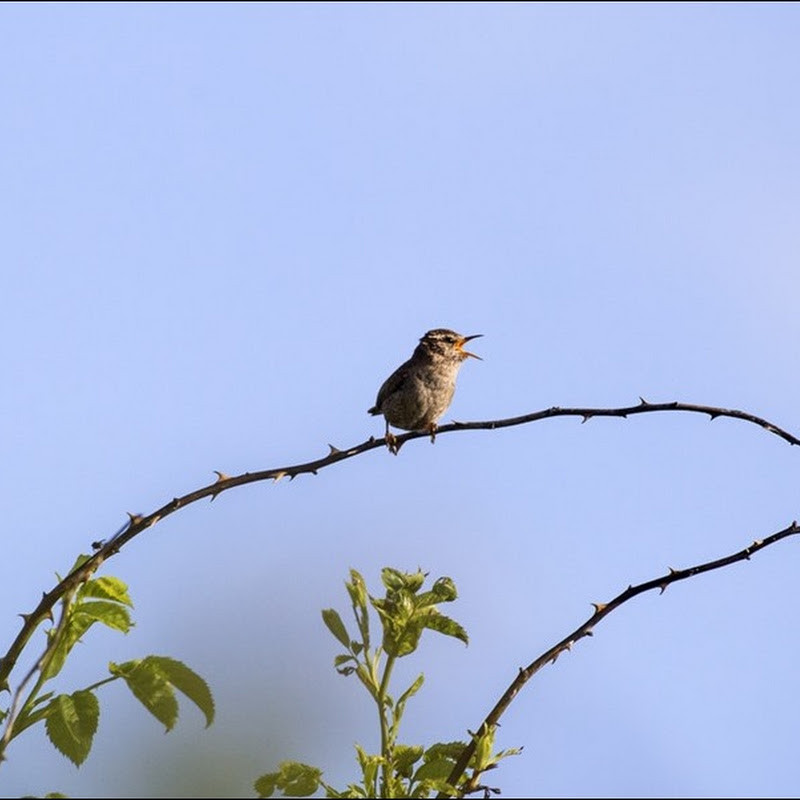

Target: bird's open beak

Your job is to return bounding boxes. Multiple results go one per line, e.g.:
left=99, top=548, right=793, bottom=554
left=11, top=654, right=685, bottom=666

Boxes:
left=458, top=334, right=483, bottom=360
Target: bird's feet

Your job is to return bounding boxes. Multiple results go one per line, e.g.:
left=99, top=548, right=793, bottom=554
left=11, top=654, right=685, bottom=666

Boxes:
left=427, top=423, right=438, bottom=444
left=386, top=431, right=400, bottom=455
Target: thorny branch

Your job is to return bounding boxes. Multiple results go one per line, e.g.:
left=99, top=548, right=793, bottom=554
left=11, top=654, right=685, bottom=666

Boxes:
left=441, top=520, right=800, bottom=797
left=1, top=400, right=798, bottom=712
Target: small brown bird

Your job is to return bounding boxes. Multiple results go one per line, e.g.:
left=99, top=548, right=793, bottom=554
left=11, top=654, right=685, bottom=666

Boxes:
left=369, top=328, right=482, bottom=453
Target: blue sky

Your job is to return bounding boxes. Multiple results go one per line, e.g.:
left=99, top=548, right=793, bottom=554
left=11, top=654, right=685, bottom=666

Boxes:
left=2, top=3, right=799, bottom=797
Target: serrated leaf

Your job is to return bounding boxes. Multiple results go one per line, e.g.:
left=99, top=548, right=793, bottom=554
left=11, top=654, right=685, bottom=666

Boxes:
left=322, top=608, right=351, bottom=648
left=413, top=757, right=455, bottom=782
left=110, top=658, right=178, bottom=731
left=424, top=741, right=467, bottom=762
left=77, top=600, right=132, bottom=633
left=421, top=612, right=468, bottom=646
left=145, top=656, right=215, bottom=727
left=80, top=575, right=133, bottom=607
left=254, top=772, right=279, bottom=798
left=44, top=691, right=99, bottom=766
left=382, top=618, right=424, bottom=658
left=262, top=761, right=322, bottom=797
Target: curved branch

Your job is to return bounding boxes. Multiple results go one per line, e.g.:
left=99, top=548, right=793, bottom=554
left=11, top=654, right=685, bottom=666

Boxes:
left=442, top=520, right=800, bottom=796
left=1, top=400, right=797, bottom=690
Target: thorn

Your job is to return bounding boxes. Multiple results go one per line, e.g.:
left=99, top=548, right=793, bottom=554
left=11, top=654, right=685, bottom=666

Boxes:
left=752, top=539, right=763, bottom=547
left=591, top=602, right=607, bottom=614
left=44, top=608, right=54, bottom=623
left=328, top=444, right=341, bottom=456
left=126, top=512, right=143, bottom=526
left=639, top=396, right=648, bottom=405
left=18, top=613, right=30, bottom=623
left=708, top=412, right=720, bottom=420
left=368, top=435, right=376, bottom=443
left=213, top=470, right=230, bottom=482
left=584, top=628, right=594, bottom=637
left=563, top=641, right=573, bottom=652
left=659, top=582, right=670, bottom=595
left=91, top=540, right=104, bottom=550
left=288, top=473, right=296, bottom=481
left=581, top=414, right=592, bottom=424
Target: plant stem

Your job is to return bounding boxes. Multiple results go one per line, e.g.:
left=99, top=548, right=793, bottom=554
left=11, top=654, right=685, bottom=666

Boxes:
left=377, top=652, right=397, bottom=797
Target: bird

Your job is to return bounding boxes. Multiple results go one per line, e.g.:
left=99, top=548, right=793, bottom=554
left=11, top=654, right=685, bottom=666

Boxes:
left=369, top=328, right=482, bottom=454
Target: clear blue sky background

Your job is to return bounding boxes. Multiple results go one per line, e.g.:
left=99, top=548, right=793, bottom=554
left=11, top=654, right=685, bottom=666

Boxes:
left=2, top=3, right=799, bottom=797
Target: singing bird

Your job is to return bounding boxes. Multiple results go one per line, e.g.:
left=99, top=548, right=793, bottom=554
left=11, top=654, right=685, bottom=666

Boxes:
left=369, top=328, right=482, bottom=453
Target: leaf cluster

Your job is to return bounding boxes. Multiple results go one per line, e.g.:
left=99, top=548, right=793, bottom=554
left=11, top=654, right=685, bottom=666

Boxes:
left=0, top=557, right=213, bottom=775
left=255, top=568, right=518, bottom=798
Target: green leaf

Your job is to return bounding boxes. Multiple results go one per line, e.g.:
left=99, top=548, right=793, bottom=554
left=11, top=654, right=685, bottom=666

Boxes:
left=80, top=575, right=133, bottom=607
left=394, top=744, right=424, bottom=778
left=424, top=741, right=467, bottom=762
left=255, top=773, right=278, bottom=798
left=346, top=570, right=370, bottom=649
left=412, top=777, right=459, bottom=798
left=42, top=613, right=94, bottom=681
left=345, top=570, right=368, bottom=612
left=322, top=608, right=351, bottom=648
left=415, top=577, right=458, bottom=608
left=380, top=567, right=426, bottom=594
left=354, top=744, right=381, bottom=797
left=381, top=618, right=424, bottom=658
left=470, top=724, right=496, bottom=771
left=44, top=691, right=99, bottom=766
left=354, top=664, right=379, bottom=701
left=413, top=757, right=454, bottom=782
left=77, top=600, right=133, bottom=634
left=421, top=612, right=468, bottom=646
left=146, top=656, right=215, bottom=727
left=396, top=673, right=424, bottom=718
left=380, top=567, right=407, bottom=592
left=431, top=577, right=457, bottom=602
left=63, top=554, right=92, bottom=576
left=13, top=690, right=56, bottom=735
left=255, top=762, right=322, bottom=798
left=110, top=659, right=178, bottom=731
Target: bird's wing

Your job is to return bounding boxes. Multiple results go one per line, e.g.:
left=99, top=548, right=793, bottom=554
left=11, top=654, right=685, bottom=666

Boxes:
left=369, top=362, right=409, bottom=414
